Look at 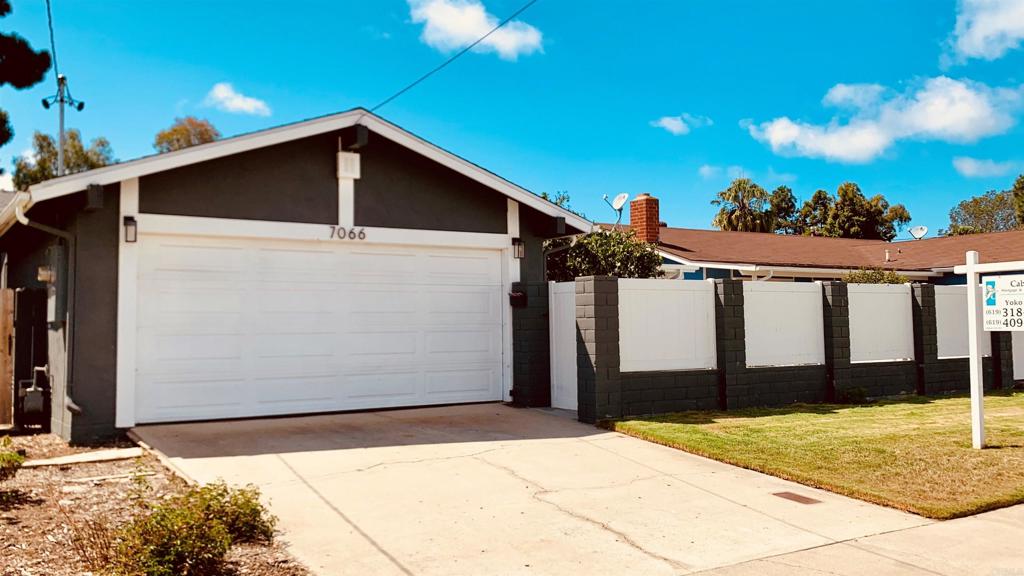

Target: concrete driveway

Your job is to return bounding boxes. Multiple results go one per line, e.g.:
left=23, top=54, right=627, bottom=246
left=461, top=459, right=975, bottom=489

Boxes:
left=132, top=404, right=1023, bottom=575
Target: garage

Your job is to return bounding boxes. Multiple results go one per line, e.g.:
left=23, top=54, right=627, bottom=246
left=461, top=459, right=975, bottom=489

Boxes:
left=0, top=108, right=589, bottom=441
left=134, top=234, right=505, bottom=423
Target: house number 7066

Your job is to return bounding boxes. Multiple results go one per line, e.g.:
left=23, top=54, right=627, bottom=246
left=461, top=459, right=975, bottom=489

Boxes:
left=328, top=226, right=367, bottom=240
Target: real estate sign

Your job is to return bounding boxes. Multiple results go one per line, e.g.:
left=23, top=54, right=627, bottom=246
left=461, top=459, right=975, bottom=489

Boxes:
left=983, top=274, right=1024, bottom=331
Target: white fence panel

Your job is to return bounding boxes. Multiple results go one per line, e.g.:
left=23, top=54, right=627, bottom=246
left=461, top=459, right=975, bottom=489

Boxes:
left=848, top=284, right=914, bottom=363
left=1015, top=331, right=1024, bottom=381
left=549, top=282, right=578, bottom=411
left=618, top=279, right=717, bottom=372
left=936, top=285, right=992, bottom=358
left=744, top=282, right=825, bottom=367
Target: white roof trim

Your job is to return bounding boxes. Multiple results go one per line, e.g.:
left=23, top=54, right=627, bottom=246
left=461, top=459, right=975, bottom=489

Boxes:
left=23, top=108, right=591, bottom=232
left=659, top=250, right=936, bottom=278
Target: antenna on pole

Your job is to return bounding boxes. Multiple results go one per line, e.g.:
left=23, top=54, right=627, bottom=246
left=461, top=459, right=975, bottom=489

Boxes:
left=41, top=75, right=84, bottom=177
left=909, top=225, right=928, bottom=240
left=41, top=0, right=85, bottom=177
left=602, top=193, right=630, bottom=230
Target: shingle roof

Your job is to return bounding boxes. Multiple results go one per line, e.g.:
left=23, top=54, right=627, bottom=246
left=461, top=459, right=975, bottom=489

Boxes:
left=606, top=224, right=1024, bottom=272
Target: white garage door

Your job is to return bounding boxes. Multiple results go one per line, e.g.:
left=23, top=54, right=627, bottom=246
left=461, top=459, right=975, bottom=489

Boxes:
left=134, top=234, right=505, bottom=423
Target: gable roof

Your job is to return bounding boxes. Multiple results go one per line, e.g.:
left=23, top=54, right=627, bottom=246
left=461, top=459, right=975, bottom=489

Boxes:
left=617, top=224, right=1024, bottom=274
left=4, top=108, right=591, bottom=234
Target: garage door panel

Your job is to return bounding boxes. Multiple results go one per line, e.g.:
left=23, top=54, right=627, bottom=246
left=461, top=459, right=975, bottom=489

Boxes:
left=425, top=367, right=500, bottom=396
left=135, top=235, right=505, bottom=423
left=343, top=331, right=418, bottom=359
left=425, top=253, right=501, bottom=285
left=345, top=371, right=420, bottom=401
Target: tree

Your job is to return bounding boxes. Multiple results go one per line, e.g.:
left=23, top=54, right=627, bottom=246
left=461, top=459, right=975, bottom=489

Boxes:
left=154, top=116, right=221, bottom=153
left=0, top=0, right=51, bottom=149
left=1013, top=174, right=1024, bottom=227
left=941, top=190, right=1017, bottom=236
left=13, top=130, right=114, bottom=190
left=794, top=189, right=832, bottom=236
left=768, top=185, right=798, bottom=234
left=825, top=182, right=910, bottom=241
left=545, top=230, right=663, bottom=282
left=711, top=178, right=772, bottom=232
left=843, top=267, right=909, bottom=284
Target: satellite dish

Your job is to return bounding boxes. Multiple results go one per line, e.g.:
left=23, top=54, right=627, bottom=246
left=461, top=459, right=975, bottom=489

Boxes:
left=611, top=193, right=629, bottom=211
left=909, top=225, right=928, bottom=240
left=602, top=193, right=631, bottom=229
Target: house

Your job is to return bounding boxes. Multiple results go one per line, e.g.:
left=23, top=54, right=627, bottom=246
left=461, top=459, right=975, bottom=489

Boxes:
left=624, top=193, right=1024, bottom=284
left=0, top=108, right=590, bottom=442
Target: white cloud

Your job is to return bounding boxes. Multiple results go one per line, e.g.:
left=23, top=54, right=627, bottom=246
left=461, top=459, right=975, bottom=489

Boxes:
left=204, top=82, right=271, bottom=116
left=697, top=164, right=720, bottom=179
left=408, top=0, right=542, bottom=61
left=651, top=113, right=712, bottom=136
left=822, top=83, right=886, bottom=109
left=747, top=76, right=1022, bottom=163
left=947, top=0, right=1024, bottom=64
left=952, top=156, right=1020, bottom=177
left=0, top=172, right=12, bottom=192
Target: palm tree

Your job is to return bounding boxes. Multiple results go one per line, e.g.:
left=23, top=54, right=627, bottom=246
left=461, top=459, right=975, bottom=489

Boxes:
left=711, top=178, right=772, bottom=232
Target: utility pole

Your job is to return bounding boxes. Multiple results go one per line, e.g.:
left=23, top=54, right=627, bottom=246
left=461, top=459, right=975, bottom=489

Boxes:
left=41, top=74, right=85, bottom=177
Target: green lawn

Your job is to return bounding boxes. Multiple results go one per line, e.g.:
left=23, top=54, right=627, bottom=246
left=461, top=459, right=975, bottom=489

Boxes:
left=610, top=391, right=1024, bottom=519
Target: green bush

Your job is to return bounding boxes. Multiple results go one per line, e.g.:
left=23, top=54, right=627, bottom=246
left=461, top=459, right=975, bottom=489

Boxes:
left=110, top=497, right=231, bottom=576
left=843, top=267, right=909, bottom=284
left=0, top=437, right=24, bottom=482
left=190, top=481, right=276, bottom=544
left=108, top=481, right=276, bottom=576
left=546, top=230, right=664, bottom=282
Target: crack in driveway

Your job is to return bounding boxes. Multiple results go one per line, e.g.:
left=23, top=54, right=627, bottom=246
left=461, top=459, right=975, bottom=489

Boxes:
left=474, top=454, right=692, bottom=573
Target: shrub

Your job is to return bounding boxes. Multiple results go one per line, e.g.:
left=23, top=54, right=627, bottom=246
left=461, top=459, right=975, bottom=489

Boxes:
left=0, top=437, right=24, bottom=482
left=107, top=481, right=276, bottom=576
left=111, top=498, right=231, bottom=576
left=189, top=481, right=276, bottom=544
left=843, top=267, right=909, bottom=284
left=836, top=387, right=869, bottom=404
left=546, top=230, right=664, bottom=282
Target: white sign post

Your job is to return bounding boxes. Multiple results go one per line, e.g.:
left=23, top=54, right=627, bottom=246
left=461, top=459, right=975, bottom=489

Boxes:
left=953, top=251, right=1024, bottom=449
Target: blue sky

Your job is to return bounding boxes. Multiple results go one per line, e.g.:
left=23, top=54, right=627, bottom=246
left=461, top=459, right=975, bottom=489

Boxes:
left=2, top=0, right=1024, bottom=236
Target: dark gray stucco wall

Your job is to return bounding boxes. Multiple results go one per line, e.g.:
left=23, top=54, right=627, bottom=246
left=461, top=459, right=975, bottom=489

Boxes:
left=141, top=132, right=339, bottom=224
left=0, top=186, right=120, bottom=443
left=353, top=130, right=507, bottom=234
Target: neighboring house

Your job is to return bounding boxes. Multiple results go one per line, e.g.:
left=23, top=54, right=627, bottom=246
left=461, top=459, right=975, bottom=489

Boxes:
left=624, top=194, right=1024, bottom=284
left=0, top=108, right=589, bottom=442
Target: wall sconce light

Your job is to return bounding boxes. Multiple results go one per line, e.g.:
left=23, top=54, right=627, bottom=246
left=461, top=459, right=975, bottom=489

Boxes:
left=511, top=237, right=525, bottom=259
left=123, top=216, right=137, bottom=243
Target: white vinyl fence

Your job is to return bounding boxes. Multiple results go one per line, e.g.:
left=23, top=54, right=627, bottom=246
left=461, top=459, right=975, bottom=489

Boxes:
left=549, top=282, right=578, bottom=411
left=935, top=285, right=992, bottom=358
left=744, top=282, right=825, bottom=367
left=618, top=279, right=717, bottom=372
left=1014, top=331, right=1024, bottom=381
left=848, top=284, right=914, bottom=363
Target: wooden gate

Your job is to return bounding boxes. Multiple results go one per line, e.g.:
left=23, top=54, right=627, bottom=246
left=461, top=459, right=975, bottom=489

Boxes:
left=0, top=289, right=13, bottom=426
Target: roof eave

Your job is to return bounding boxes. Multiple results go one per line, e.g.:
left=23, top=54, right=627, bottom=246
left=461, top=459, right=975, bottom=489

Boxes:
left=21, top=108, right=591, bottom=234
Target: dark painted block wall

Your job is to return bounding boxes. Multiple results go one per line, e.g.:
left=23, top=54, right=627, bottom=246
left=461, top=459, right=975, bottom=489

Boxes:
left=714, top=279, right=829, bottom=409
left=575, top=276, right=621, bottom=424
left=621, top=370, right=719, bottom=415
left=911, top=283, right=1010, bottom=395
left=510, top=281, right=551, bottom=407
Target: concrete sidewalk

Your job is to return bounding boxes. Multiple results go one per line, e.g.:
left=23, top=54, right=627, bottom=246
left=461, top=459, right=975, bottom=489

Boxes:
left=132, top=404, right=1022, bottom=575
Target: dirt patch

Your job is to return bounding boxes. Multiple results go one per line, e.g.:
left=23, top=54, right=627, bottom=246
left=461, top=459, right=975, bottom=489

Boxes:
left=1, top=434, right=310, bottom=576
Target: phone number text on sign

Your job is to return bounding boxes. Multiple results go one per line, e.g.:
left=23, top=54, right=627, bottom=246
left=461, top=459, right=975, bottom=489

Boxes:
left=983, top=274, right=1024, bottom=332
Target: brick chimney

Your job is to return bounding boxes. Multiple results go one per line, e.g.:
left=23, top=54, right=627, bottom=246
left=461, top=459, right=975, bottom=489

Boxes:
left=630, top=193, right=660, bottom=243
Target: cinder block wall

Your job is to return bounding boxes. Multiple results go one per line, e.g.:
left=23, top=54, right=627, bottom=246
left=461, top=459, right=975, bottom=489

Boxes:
left=571, top=278, right=1014, bottom=425
left=510, top=281, right=552, bottom=407
left=911, top=283, right=1009, bottom=394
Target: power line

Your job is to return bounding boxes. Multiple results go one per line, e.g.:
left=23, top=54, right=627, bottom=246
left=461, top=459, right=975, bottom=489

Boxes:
left=44, top=0, right=59, bottom=80
left=369, top=0, right=539, bottom=113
